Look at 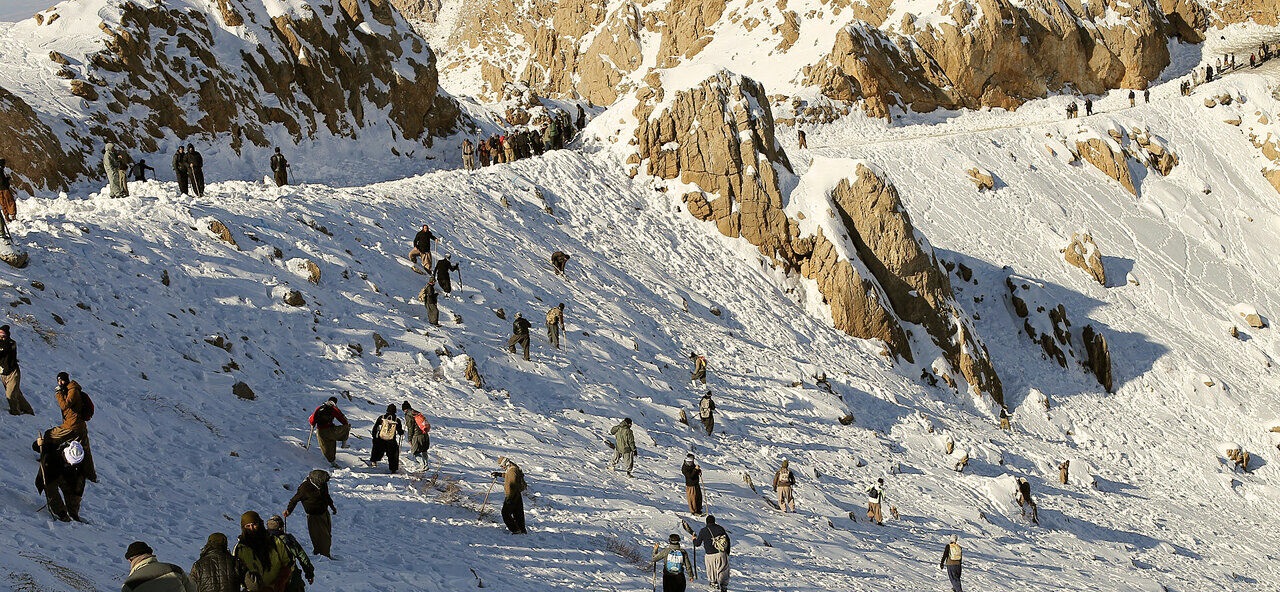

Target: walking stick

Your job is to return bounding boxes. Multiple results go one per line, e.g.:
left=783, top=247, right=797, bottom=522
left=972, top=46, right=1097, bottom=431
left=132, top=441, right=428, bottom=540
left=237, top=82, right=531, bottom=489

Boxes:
left=478, top=473, right=500, bottom=519
left=651, top=543, right=660, bottom=592
left=304, top=425, right=315, bottom=449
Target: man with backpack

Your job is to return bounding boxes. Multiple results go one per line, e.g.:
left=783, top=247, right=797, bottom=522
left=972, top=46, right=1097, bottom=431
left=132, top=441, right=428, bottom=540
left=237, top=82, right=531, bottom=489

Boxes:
left=939, top=534, right=963, bottom=592
left=690, top=354, right=707, bottom=385
left=308, top=397, right=350, bottom=467
left=408, top=224, right=436, bottom=273
left=122, top=541, right=196, bottom=592
left=266, top=515, right=315, bottom=591
left=419, top=278, right=440, bottom=326
left=32, top=429, right=89, bottom=522
left=546, top=303, right=565, bottom=349
left=867, top=477, right=885, bottom=524
left=189, top=532, right=242, bottom=592
left=609, top=418, right=637, bottom=477
left=434, top=255, right=460, bottom=293
left=368, top=404, right=404, bottom=473
left=773, top=460, right=796, bottom=512
left=651, top=534, right=694, bottom=592
left=493, top=457, right=528, bottom=534
left=401, top=401, right=431, bottom=469
left=698, top=391, right=715, bottom=435
left=692, top=515, right=730, bottom=592
left=284, top=470, right=338, bottom=559
left=508, top=313, right=532, bottom=361
left=0, top=324, right=35, bottom=415
left=550, top=251, right=570, bottom=276
left=49, top=372, right=96, bottom=482
left=233, top=511, right=293, bottom=591
left=681, top=453, right=703, bottom=515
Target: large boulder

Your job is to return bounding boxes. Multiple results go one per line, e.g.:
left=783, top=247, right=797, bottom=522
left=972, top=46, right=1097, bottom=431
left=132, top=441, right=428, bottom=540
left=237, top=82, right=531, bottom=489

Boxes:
left=1076, top=137, right=1136, bottom=195
left=1062, top=233, right=1107, bottom=286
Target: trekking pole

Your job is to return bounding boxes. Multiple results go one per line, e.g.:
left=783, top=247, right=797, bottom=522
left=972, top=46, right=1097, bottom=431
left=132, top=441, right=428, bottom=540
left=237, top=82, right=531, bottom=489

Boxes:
left=651, top=543, right=660, bottom=592
left=478, top=473, right=500, bottom=519
left=305, top=425, right=315, bottom=449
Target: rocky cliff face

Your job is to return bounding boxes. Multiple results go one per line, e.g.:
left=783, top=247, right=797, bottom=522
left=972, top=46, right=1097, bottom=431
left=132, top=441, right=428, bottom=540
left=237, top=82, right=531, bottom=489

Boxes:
left=0, top=87, right=89, bottom=194
left=633, top=70, right=1003, bottom=403
left=6, top=0, right=457, bottom=191
left=1007, top=276, right=1114, bottom=392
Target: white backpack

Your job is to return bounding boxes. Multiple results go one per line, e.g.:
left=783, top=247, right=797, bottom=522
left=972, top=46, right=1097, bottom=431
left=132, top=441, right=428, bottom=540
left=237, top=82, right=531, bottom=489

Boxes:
left=378, top=417, right=399, bottom=441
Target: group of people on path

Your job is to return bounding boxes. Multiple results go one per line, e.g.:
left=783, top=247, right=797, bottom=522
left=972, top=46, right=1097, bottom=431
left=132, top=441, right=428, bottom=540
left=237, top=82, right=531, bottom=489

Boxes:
left=1064, top=88, right=1147, bottom=119
left=462, top=109, right=578, bottom=170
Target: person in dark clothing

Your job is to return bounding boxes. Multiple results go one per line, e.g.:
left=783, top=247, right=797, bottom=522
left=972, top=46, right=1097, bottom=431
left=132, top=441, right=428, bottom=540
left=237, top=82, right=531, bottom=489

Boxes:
left=271, top=148, right=289, bottom=187
left=1144, top=88, right=1150, bottom=103
left=797, top=129, right=807, bottom=149
left=123, top=541, right=195, bottom=592
left=494, top=457, right=527, bottom=534
left=173, top=146, right=189, bottom=195
left=681, top=453, right=703, bottom=515
left=409, top=224, right=436, bottom=273
left=0, top=158, right=15, bottom=223
left=478, top=138, right=491, bottom=167
left=434, top=255, right=459, bottom=293
left=651, top=534, right=694, bottom=592
left=420, top=279, right=440, bottom=326
left=186, top=144, right=205, bottom=197
left=189, top=532, right=242, bottom=592
left=369, top=404, right=404, bottom=473
left=283, top=470, right=337, bottom=558
left=308, top=397, right=350, bottom=466
left=698, top=391, right=715, bottom=435
left=128, top=159, right=155, bottom=182
left=33, top=429, right=88, bottom=522
left=576, top=104, right=586, bottom=129
left=940, top=535, right=963, bottom=592
left=0, top=325, right=33, bottom=415
left=692, top=515, right=730, bottom=592
left=1016, top=477, right=1038, bottom=524
left=266, top=515, right=315, bottom=591
left=401, top=401, right=430, bottom=469
left=508, top=313, right=532, bottom=360
left=550, top=251, right=570, bottom=275
left=1084, top=97, right=1093, bottom=116
left=1128, top=90, right=1136, bottom=107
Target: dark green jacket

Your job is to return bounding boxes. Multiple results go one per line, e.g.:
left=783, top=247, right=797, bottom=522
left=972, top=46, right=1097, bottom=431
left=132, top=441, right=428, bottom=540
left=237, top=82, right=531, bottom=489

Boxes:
left=610, top=422, right=636, bottom=454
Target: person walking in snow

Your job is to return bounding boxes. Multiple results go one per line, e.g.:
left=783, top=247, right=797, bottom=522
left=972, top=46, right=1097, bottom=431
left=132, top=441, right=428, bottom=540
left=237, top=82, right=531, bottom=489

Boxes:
left=122, top=541, right=195, bottom=592
left=478, top=138, right=491, bottom=167
left=270, top=147, right=289, bottom=187
left=698, top=391, right=715, bottom=435
left=692, top=515, right=730, bottom=592
left=49, top=372, right=96, bottom=482
left=172, top=146, right=189, bottom=195
left=550, top=250, right=571, bottom=276
left=309, top=396, right=350, bottom=467
left=1016, top=477, right=1038, bottom=524
left=999, top=407, right=1011, bottom=430
left=689, top=353, right=707, bottom=385
left=189, top=532, right=242, bottom=592
left=494, top=456, right=528, bottom=534
left=186, top=144, right=205, bottom=197
left=419, top=278, right=440, bottom=326
left=503, top=134, right=516, bottom=163
left=266, top=515, right=316, bottom=591
left=1144, top=88, right=1150, bottom=103
left=543, top=120, right=559, bottom=152
left=1058, top=460, right=1070, bottom=484
left=651, top=534, right=695, bottom=592
left=33, top=429, right=88, bottom=522
left=408, top=224, right=436, bottom=273
left=507, top=313, right=532, bottom=361
left=401, top=401, right=431, bottom=469
left=461, top=139, right=476, bottom=171
left=576, top=104, right=586, bottom=129
left=1084, top=97, right=1093, bottom=116
left=369, top=404, right=404, bottom=473
left=546, top=303, right=565, bottom=349
left=609, top=418, right=637, bottom=477
left=104, top=143, right=130, bottom=199
left=1128, top=90, right=1136, bottom=107
left=939, top=535, right=963, bottom=592
left=128, top=159, right=155, bottom=182
left=284, top=470, right=338, bottom=559
left=233, top=512, right=293, bottom=591
left=0, top=325, right=34, bottom=415
left=797, top=129, right=807, bottom=149
left=682, top=453, right=703, bottom=515
left=0, top=158, right=16, bottom=223
left=434, top=255, right=459, bottom=293
left=773, top=460, right=796, bottom=512
left=866, top=477, right=885, bottom=524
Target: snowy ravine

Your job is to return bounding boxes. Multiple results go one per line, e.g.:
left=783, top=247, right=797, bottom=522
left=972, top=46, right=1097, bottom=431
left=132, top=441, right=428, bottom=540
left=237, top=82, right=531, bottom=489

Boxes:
left=4, top=36, right=1280, bottom=592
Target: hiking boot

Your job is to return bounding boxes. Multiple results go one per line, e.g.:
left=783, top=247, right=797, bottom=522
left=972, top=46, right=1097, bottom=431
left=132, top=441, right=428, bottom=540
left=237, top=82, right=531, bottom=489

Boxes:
left=54, top=513, right=71, bottom=522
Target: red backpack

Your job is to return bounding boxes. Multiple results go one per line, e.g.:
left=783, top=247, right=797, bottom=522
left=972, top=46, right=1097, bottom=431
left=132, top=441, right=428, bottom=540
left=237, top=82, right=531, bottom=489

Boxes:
left=414, top=413, right=431, bottom=434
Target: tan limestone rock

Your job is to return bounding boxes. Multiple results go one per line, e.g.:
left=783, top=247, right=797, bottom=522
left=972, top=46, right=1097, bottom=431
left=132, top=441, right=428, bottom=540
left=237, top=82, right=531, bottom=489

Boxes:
left=1076, top=137, right=1136, bottom=195
left=1063, top=232, right=1106, bottom=286
left=967, top=167, right=995, bottom=191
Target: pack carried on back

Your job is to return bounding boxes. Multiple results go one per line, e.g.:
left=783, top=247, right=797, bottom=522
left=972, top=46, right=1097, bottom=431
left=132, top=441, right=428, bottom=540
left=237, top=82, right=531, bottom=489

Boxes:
left=699, top=397, right=713, bottom=419
left=313, top=405, right=333, bottom=427
left=664, top=549, right=686, bottom=575
left=713, top=533, right=730, bottom=554
left=79, top=391, right=95, bottom=421
left=377, top=417, right=399, bottom=441
left=948, top=543, right=962, bottom=562
left=414, top=413, right=430, bottom=434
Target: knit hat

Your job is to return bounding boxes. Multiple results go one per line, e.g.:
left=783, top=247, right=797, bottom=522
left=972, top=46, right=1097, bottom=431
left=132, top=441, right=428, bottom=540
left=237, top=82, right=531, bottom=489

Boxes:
left=62, top=441, right=85, bottom=465
left=0, top=325, right=9, bottom=333
left=206, top=533, right=227, bottom=547
left=386, top=404, right=397, bottom=414
left=57, top=372, right=69, bottom=382
left=327, top=396, right=338, bottom=404
left=669, top=534, right=681, bottom=543
left=266, top=515, right=285, bottom=530
left=241, top=511, right=262, bottom=527
left=498, top=456, right=509, bottom=467
left=401, top=401, right=412, bottom=411
left=124, top=541, right=153, bottom=560
left=686, top=453, right=695, bottom=459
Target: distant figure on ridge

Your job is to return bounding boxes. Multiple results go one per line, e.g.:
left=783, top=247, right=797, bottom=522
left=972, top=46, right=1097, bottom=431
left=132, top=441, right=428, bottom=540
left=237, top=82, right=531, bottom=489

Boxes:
left=271, top=147, right=289, bottom=186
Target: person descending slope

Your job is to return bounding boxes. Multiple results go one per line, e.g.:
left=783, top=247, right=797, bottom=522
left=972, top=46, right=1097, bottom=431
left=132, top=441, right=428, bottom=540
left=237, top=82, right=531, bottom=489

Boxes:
left=33, top=430, right=89, bottom=522
left=651, top=534, right=694, bottom=592
left=233, top=511, right=293, bottom=591
left=866, top=478, right=885, bottom=524
left=0, top=324, right=35, bottom=415
left=308, top=397, right=350, bottom=467
left=698, top=391, right=715, bottom=435
left=681, top=453, right=703, bottom=515
left=939, top=535, right=963, bottom=592
left=0, top=158, right=17, bottom=223
left=773, top=460, right=796, bottom=512
left=283, top=470, right=338, bottom=559
left=692, top=515, right=730, bottom=592
left=609, top=418, right=637, bottom=477
left=409, top=224, right=436, bottom=273
left=461, top=139, right=475, bottom=171
left=186, top=144, right=205, bottom=197
left=49, top=372, right=96, bottom=482
left=420, top=278, right=440, bottom=326
left=494, top=457, right=528, bottom=534
left=434, top=255, right=459, bottom=294
left=1016, top=477, right=1038, bottom=524
left=266, top=515, right=316, bottom=591
left=122, top=541, right=195, bottom=592
left=508, top=313, right=532, bottom=361
left=689, top=353, right=707, bottom=385
left=550, top=250, right=570, bottom=276
left=546, top=303, right=565, bottom=349
left=189, top=532, right=242, bottom=592
left=401, top=401, right=431, bottom=469
left=368, top=404, right=404, bottom=473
